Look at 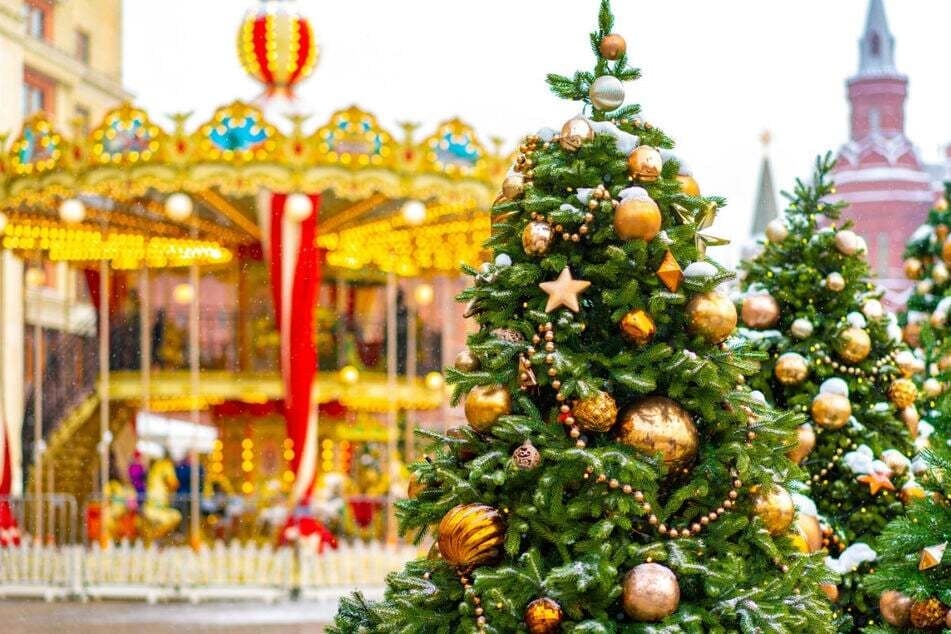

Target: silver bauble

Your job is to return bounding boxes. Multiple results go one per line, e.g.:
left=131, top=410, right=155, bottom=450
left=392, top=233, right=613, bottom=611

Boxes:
left=791, top=318, right=814, bottom=339
left=589, top=75, right=625, bottom=111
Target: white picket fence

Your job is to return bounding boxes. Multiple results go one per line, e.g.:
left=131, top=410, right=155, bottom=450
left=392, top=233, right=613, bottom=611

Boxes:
left=0, top=539, right=418, bottom=603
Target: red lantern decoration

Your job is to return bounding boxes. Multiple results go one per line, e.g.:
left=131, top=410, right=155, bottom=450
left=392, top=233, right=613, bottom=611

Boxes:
left=238, top=0, right=318, bottom=97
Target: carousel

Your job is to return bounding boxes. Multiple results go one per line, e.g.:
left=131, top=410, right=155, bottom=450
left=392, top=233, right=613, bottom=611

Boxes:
left=0, top=0, right=502, bottom=600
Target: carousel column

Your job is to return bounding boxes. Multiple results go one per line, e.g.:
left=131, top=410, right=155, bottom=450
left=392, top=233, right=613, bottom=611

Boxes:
left=139, top=265, right=151, bottom=419
left=335, top=277, right=347, bottom=367
left=97, top=259, right=110, bottom=518
left=32, top=255, right=43, bottom=542
left=385, top=271, right=398, bottom=544
left=404, top=283, right=417, bottom=463
left=188, top=260, right=200, bottom=548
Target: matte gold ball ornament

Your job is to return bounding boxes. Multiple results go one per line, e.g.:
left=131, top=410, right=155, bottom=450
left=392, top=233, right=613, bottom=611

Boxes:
left=616, top=396, right=698, bottom=469
left=889, top=378, right=918, bottom=409
left=792, top=512, right=823, bottom=553
left=628, top=146, right=663, bottom=182
left=811, top=393, right=852, bottom=429
left=774, top=352, right=809, bottom=386
left=787, top=423, right=816, bottom=464
left=904, top=257, right=923, bottom=280
left=522, top=221, right=555, bottom=255
left=437, top=503, right=506, bottom=568
left=573, top=391, right=619, bottom=433
left=676, top=174, right=700, bottom=197
left=765, top=219, right=788, bottom=242
left=559, top=116, right=595, bottom=152
left=454, top=349, right=480, bottom=372
left=598, top=33, right=627, bottom=60
left=741, top=293, right=780, bottom=329
left=686, top=290, right=738, bottom=344
left=753, top=485, right=795, bottom=535
left=910, top=598, right=947, bottom=629
left=614, top=197, right=662, bottom=241
left=502, top=174, right=525, bottom=199
left=821, top=583, right=840, bottom=603
left=524, top=597, right=563, bottom=634
left=464, top=385, right=512, bottom=432
left=879, top=591, right=913, bottom=627
left=622, top=563, right=681, bottom=622
left=620, top=308, right=656, bottom=345
left=942, top=237, right=951, bottom=267
left=834, top=229, right=860, bottom=255
left=826, top=272, right=846, bottom=292
left=837, top=327, right=871, bottom=364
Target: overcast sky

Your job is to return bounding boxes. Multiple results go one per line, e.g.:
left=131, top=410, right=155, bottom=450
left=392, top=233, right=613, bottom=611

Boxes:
left=123, top=1, right=951, bottom=265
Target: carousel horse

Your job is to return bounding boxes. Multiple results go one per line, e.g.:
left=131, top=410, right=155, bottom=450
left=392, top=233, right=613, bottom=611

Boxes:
left=141, top=456, right=181, bottom=541
left=103, top=479, right=138, bottom=542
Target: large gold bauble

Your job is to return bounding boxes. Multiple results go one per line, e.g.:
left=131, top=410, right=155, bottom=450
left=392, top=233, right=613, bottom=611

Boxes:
left=753, top=485, right=795, bottom=535
left=502, top=174, right=525, bottom=199
left=559, top=116, right=595, bottom=152
left=774, top=352, right=809, bottom=386
left=811, top=393, right=852, bottom=429
left=901, top=480, right=926, bottom=504
left=676, top=174, right=700, bottom=197
left=903, top=257, right=923, bottom=280
left=522, top=221, right=554, bottom=256
left=834, top=230, right=860, bottom=255
left=464, top=385, right=512, bottom=432
left=686, top=291, right=738, bottom=344
left=943, top=237, right=951, bottom=266
left=620, top=308, right=656, bottom=345
left=880, top=591, right=913, bottom=627
left=787, top=423, right=816, bottom=464
left=741, top=293, right=780, bottom=329
left=889, top=378, right=918, bottom=409
left=454, top=348, right=480, bottom=372
left=614, top=197, right=662, bottom=241
left=622, top=563, right=681, bottom=622
left=910, top=598, right=947, bottom=629
left=628, top=146, right=663, bottom=182
left=437, top=503, right=505, bottom=568
left=792, top=512, right=823, bottom=553
left=598, top=33, right=627, bottom=60
left=574, top=391, right=619, bottom=433
left=837, top=327, right=871, bottom=364
left=616, top=396, right=698, bottom=469
left=524, top=597, right=564, bottom=634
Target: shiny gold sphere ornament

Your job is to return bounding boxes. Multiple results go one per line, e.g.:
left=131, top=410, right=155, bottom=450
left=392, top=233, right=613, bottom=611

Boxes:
left=879, top=591, right=913, bottom=627
left=765, top=219, right=789, bottom=242
left=616, top=397, right=698, bottom=469
left=598, top=33, right=627, bottom=60
left=574, top=391, right=619, bottom=433
left=904, top=257, right=923, bottom=280
left=901, top=480, right=926, bottom=504
left=676, top=174, right=700, bottom=197
left=774, top=352, right=809, bottom=386
left=826, top=272, right=846, bottom=292
left=614, top=196, right=662, bottom=241
left=522, top=221, right=554, bottom=256
left=811, top=393, right=852, bottom=430
left=821, top=583, right=840, bottom=603
left=620, top=308, right=656, bottom=345
left=524, top=597, right=564, bottom=634
left=686, top=290, right=738, bottom=344
left=942, top=237, right=951, bottom=267
left=834, top=229, right=860, bottom=255
left=787, top=423, right=816, bottom=464
left=741, top=293, right=781, bottom=329
left=752, top=485, right=795, bottom=535
left=502, top=173, right=525, bottom=199
left=889, top=378, right=918, bottom=409
left=792, top=512, right=823, bottom=553
left=622, top=563, right=681, bottom=622
left=464, top=385, right=512, bottom=432
left=910, top=598, right=947, bottom=629
left=437, top=503, right=505, bottom=569
left=454, top=348, right=480, bottom=372
left=837, top=327, right=871, bottom=364
left=559, top=116, right=595, bottom=152
left=628, top=146, right=663, bottom=182
left=589, top=75, right=625, bottom=111
left=512, top=440, right=541, bottom=470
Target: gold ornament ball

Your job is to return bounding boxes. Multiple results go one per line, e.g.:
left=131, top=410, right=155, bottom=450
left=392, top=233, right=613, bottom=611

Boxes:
left=837, top=327, right=871, bottom=364
left=524, top=597, right=563, bottom=634
left=676, top=174, right=700, bottom=197
left=901, top=480, right=926, bottom=504
left=904, top=257, right=923, bottom=280
left=559, top=116, right=595, bottom=152
left=787, top=423, right=816, bottom=464
left=924, top=378, right=944, bottom=398
left=454, top=348, right=480, bottom=372
left=598, top=33, right=627, bottom=60
left=686, top=290, right=738, bottom=344
left=765, top=219, right=789, bottom=242
left=741, top=293, right=781, bottom=329
left=811, top=393, right=852, bottom=430
left=826, top=272, right=846, bottom=292
left=821, top=583, right=840, bottom=603
left=622, top=563, right=681, bottom=622
left=574, top=391, right=619, bottom=433
left=614, top=197, right=662, bottom=241
left=880, top=591, right=913, bottom=627
left=620, top=308, right=656, bottom=345
left=502, top=174, right=525, bottom=199
left=894, top=349, right=917, bottom=377
left=753, top=485, right=795, bottom=535
left=904, top=323, right=922, bottom=348
left=628, top=146, right=663, bottom=182
left=889, top=378, right=918, bottom=409
left=774, top=352, right=809, bottom=386
left=942, top=237, right=951, bottom=267
left=522, top=221, right=554, bottom=256
left=437, top=503, right=505, bottom=568
left=792, top=512, right=823, bottom=553
left=911, top=598, right=947, bottom=629
left=616, top=396, right=698, bottom=470
left=464, top=385, right=512, bottom=432
left=935, top=262, right=951, bottom=284
left=834, top=230, right=860, bottom=255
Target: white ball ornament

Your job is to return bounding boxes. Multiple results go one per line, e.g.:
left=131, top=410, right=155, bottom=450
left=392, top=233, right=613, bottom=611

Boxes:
left=846, top=312, right=867, bottom=328
left=791, top=318, right=814, bottom=339
left=286, top=193, right=314, bottom=222
left=861, top=299, right=884, bottom=319
left=820, top=377, right=849, bottom=397
left=934, top=262, right=950, bottom=284
left=855, top=237, right=868, bottom=255
left=916, top=279, right=934, bottom=295
left=765, top=219, right=789, bottom=242
left=165, top=192, right=194, bottom=221
left=834, top=230, right=859, bottom=255
left=494, top=253, right=512, bottom=268
left=589, top=75, right=625, bottom=111
left=826, top=272, right=845, bottom=292
left=924, top=378, right=943, bottom=398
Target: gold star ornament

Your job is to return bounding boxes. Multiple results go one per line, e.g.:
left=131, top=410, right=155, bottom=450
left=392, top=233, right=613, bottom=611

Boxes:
left=857, top=472, right=896, bottom=496
left=539, top=267, right=591, bottom=313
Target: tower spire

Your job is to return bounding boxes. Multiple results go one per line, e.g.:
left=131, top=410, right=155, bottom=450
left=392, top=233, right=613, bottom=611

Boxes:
left=857, top=0, right=897, bottom=76
left=751, top=131, right=778, bottom=237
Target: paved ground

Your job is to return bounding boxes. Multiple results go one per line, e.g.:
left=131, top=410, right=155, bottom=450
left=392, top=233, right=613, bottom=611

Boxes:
left=1, top=600, right=331, bottom=633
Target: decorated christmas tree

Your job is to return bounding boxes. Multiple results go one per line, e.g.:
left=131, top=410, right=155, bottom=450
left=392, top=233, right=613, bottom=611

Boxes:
left=738, top=155, right=923, bottom=630
left=331, top=3, right=835, bottom=632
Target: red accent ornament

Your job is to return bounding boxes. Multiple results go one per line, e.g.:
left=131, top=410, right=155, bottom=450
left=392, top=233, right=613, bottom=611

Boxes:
left=238, top=0, right=319, bottom=97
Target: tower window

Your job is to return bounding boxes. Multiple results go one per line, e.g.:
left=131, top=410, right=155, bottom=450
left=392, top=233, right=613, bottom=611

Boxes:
left=870, top=33, right=881, bottom=57
left=868, top=108, right=881, bottom=132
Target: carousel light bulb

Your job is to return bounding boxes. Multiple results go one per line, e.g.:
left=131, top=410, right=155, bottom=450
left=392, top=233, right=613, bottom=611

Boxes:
left=165, top=193, right=193, bottom=221
left=414, top=283, right=435, bottom=307
left=0, top=212, right=7, bottom=233
left=172, top=283, right=195, bottom=305
left=401, top=199, right=426, bottom=225
left=339, top=364, right=360, bottom=385
left=425, top=371, right=445, bottom=391
left=59, top=198, right=86, bottom=224
left=25, top=267, right=46, bottom=288
left=285, top=193, right=314, bottom=222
